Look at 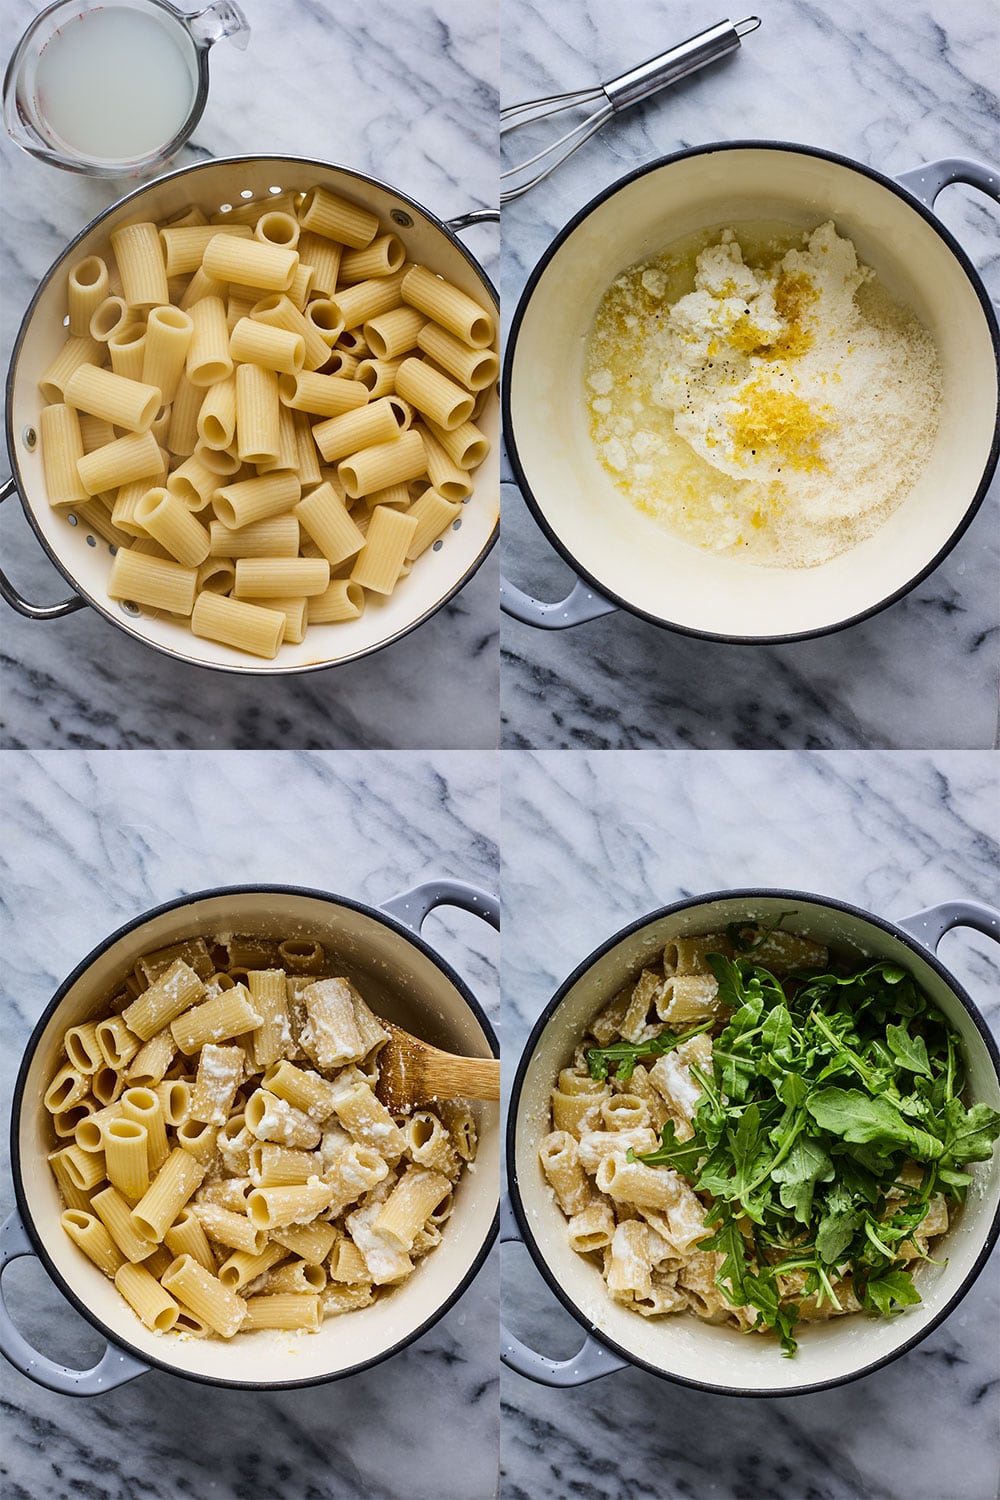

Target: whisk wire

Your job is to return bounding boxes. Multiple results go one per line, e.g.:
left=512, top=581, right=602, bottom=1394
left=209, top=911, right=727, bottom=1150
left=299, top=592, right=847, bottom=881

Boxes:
left=501, top=103, right=612, bottom=203
left=500, top=17, right=761, bottom=205
left=500, top=87, right=605, bottom=133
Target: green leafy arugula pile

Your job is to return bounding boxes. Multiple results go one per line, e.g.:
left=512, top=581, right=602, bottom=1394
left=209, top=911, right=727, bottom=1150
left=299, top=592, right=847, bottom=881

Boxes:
left=587, top=938, right=1000, bottom=1356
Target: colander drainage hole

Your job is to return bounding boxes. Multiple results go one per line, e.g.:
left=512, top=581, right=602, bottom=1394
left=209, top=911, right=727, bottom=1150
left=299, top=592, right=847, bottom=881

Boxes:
left=86, top=535, right=96, bottom=547
left=432, top=539, right=443, bottom=552
left=120, top=600, right=141, bottom=617
left=67, top=513, right=78, bottom=526
left=451, top=518, right=462, bottom=531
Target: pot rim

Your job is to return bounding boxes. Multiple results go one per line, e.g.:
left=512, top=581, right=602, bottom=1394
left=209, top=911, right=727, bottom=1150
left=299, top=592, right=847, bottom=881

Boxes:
left=501, top=138, right=1000, bottom=646
left=11, top=881, right=500, bottom=1390
left=506, top=885, right=1000, bottom=1397
left=5, top=152, right=499, bottom=676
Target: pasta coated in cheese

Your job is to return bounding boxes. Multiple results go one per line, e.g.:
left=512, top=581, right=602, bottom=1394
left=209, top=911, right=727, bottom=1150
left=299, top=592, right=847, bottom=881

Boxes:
left=44, top=933, right=479, bottom=1340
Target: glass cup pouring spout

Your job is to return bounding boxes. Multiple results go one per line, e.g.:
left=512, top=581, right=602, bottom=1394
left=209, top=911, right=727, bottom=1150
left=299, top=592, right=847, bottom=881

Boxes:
left=188, top=1, right=251, bottom=51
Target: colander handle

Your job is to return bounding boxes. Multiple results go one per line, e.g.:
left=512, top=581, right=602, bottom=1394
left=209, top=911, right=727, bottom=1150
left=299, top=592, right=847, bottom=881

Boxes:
left=501, top=572, right=619, bottom=629
left=0, top=1210, right=149, bottom=1396
left=0, top=476, right=87, bottom=620
left=446, top=209, right=500, bottom=234
left=896, top=157, right=1000, bottom=211
left=897, top=900, right=1000, bottom=954
left=500, top=1194, right=628, bottom=1385
left=381, top=879, right=499, bottom=933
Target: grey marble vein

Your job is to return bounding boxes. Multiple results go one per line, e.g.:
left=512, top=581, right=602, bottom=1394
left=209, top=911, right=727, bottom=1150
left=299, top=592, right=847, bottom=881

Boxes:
left=0, top=0, right=499, bottom=750
left=0, top=748, right=499, bottom=1500
left=500, top=0, right=1000, bottom=750
left=499, top=748, right=1000, bottom=1500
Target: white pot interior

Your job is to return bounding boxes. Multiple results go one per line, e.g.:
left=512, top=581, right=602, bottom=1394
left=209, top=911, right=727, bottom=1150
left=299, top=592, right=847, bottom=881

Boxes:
left=8, top=156, right=499, bottom=673
left=17, top=889, right=499, bottom=1385
left=513, top=893, right=1000, bottom=1393
left=508, top=146, right=998, bottom=638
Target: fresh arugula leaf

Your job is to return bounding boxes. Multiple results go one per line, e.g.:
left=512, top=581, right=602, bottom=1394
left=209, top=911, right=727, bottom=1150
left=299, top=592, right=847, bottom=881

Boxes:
left=585, top=1020, right=712, bottom=1082
left=939, top=1098, right=1000, bottom=1168
left=729, top=1102, right=765, bottom=1194
left=633, top=1120, right=705, bottom=1176
left=701, top=1210, right=752, bottom=1305
left=935, top=1165, right=973, bottom=1191
left=859, top=1267, right=922, bottom=1317
left=805, top=1088, right=944, bottom=1161
left=886, top=1022, right=932, bottom=1078
left=771, top=1135, right=835, bottom=1225
left=816, top=1203, right=862, bottom=1263
left=724, top=911, right=798, bottom=954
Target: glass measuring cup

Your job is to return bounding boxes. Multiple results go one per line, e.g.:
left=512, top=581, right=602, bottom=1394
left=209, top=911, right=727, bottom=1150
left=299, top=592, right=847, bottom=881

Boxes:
left=3, top=0, right=250, bottom=177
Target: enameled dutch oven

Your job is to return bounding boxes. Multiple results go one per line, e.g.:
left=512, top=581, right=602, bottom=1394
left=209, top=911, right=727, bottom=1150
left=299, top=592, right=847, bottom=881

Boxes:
left=503, top=890, right=1000, bottom=1394
left=2, top=879, right=499, bottom=1393
left=2, top=154, right=499, bottom=674
left=501, top=143, right=1000, bottom=641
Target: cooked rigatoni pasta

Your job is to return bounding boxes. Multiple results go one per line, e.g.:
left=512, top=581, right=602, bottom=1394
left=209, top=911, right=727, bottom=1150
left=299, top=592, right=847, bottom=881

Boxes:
left=45, top=932, right=478, bottom=1340
left=36, top=184, right=495, bottom=658
left=67, top=257, right=111, bottom=337
left=190, top=591, right=287, bottom=659
left=110, top=222, right=169, bottom=309
left=77, top=430, right=163, bottom=496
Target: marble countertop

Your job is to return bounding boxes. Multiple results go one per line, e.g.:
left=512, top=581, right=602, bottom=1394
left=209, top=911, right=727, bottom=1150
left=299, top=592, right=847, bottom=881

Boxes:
left=0, top=0, right=499, bottom=749
left=499, top=747, right=1000, bottom=1500
left=500, top=0, right=1000, bottom=750
left=0, top=749, right=500, bottom=1500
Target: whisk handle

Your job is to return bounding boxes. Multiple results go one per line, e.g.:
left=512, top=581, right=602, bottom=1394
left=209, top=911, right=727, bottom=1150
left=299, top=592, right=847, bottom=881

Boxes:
left=603, top=18, right=749, bottom=112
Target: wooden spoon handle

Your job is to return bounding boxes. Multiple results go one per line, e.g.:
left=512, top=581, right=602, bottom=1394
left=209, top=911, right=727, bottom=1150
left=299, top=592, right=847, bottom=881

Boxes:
left=421, top=1055, right=500, bottom=1101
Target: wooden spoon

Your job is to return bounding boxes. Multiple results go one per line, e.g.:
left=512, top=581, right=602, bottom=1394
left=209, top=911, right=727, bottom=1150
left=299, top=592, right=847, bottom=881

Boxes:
left=374, top=1019, right=500, bottom=1112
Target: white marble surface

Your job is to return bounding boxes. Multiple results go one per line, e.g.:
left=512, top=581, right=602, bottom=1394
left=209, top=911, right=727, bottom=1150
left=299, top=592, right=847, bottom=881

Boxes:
left=500, top=0, right=1000, bottom=749
left=0, top=749, right=499, bottom=1500
left=500, top=749, right=1000, bottom=1500
left=0, top=0, right=499, bottom=749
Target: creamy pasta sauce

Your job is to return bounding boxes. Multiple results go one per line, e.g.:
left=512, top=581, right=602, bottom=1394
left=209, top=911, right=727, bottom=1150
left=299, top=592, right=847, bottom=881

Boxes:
left=585, top=222, right=942, bottom=567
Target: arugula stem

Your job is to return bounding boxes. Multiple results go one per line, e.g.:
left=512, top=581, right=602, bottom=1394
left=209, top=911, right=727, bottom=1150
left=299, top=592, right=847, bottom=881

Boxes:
left=744, top=1112, right=806, bottom=1195
left=809, top=1010, right=883, bottom=1091
left=864, top=1219, right=896, bottom=1260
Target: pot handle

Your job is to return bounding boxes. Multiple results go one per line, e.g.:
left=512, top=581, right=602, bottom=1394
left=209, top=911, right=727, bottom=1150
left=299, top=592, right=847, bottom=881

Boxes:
left=0, top=475, right=87, bottom=620
left=500, top=1194, right=628, bottom=1386
left=897, top=900, right=1000, bottom=953
left=380, top=878, right=500, bottom=933
left=501, top=574, right=619, bottom=629
left=0, top=1210, right=149, bottom=1396
left=895, top=157, right=1000, bottom=212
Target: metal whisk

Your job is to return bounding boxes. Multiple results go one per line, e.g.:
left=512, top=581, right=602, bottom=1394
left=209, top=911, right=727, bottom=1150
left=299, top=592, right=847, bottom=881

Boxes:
left=501, top=17, right=761, bottom=204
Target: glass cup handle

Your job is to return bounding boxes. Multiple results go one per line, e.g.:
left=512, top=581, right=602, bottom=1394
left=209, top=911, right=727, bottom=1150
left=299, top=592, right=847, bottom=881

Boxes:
left=187, top=2, right=251, bottom=50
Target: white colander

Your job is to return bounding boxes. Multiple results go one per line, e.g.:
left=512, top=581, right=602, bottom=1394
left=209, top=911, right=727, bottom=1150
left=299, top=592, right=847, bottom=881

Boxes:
left=2, top=155, right=498, bottom=674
